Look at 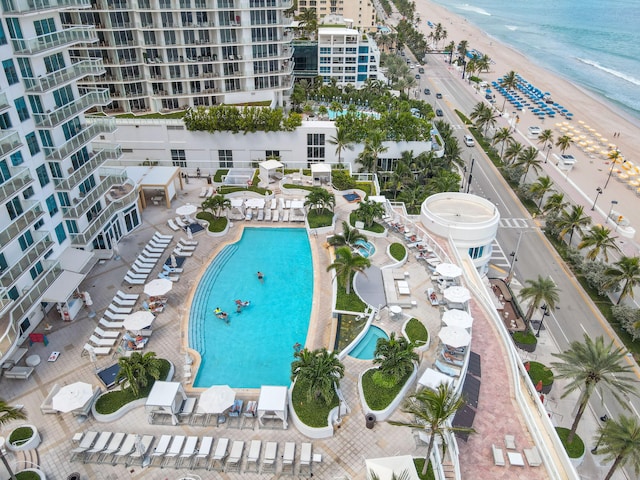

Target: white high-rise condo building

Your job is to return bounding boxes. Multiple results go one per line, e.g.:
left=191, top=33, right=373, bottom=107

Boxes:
left=0, top=1, right=139, bottom=362
left=297, top=0, right=376, bottom=32
left=62, top=0, right=295, bottom=114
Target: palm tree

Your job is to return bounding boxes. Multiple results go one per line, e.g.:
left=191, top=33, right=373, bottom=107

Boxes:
left=303, top=187, right=335, bottom=215
left=116, top=351, right=162, bottom=398
left=503, top=140, right=524, bottom=166
left=389, top=384, right=474, bottom=475
left=327, top=246, right=371, bottom=294
left=328, top=221, right=367, bottom=247
left=456, top=40, right=469, bottom=60
left=537, top=129, right=554, bottom=162
left=492, top=127, right=512, bottom=162
left=551, top=334, right=638, bottom=444
left=0, top=399, right=27, bottom=480
left=296, top=8, right=317, bottom=36
left=358, top=130, right=388, bottom=174
left=557, top=205, right=591, bottom=245
left=555, top=134, right=573, bottom=155
left=604, top=256, right=640, bottom=304
left=373, top=332, right=418, bottom=384
left=369, top=470, right=413, bottom=480
left=202, top=194, right=230, bottom=218
left=328, top=126, right=353, bottom=165
left=498, top=70, right=518, bottom=111
left=469, top=102, right=495, bottom=136
left=519, top=275, right=560, bottom=329
left=543, top=192, right=569, bottom=216
left=355, top=199, right=385, bottom=228
left=595, top=414, right=640, bottom=480
left=514, top=146, right=541, bottom=185
left=578, top=225, right=620, bottom=261
left=291, top=348, right=344, bottom=405
left=529, top=176, right=554, bottom=209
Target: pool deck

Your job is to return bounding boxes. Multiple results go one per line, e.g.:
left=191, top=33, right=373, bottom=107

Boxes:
left=1, top=178, right=548, bottom=479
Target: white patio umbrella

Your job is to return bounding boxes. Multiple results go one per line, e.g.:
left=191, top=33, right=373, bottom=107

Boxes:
left=443, top=286, right=471, bottom=304
left=122, top=311, right=156, bottom=331
left=144, top=278, right=173, bottom=297
left=52, top=382, right=94, bottom=413
left=175, top=203, right=197, bottom=217
left=435, top=263, right=462, bottom=278
left=198, top=385, right=236, bottom=414
left=442, top=309, right=473, bottom=329
left=438, top=326, right=471, bottom=348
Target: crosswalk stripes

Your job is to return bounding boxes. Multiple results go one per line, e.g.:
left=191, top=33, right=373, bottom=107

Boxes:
left=499, top=218, right=530, bottom=229
left=489, top=239, right=511, bottom=271
left=452, top=124, right=464, bottom=130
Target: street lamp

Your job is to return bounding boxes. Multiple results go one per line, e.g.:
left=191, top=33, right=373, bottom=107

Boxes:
left=591, top=415, right=609, bottom=454
left=466, top=158, right=475, bottom=194
left=607, top=200, right=618, bottom=225
left=536, top=304, right=550, bottom=337
left=591, top=187, right=603, bottom=211
left=544, top=144, right=552, bottom=163
left=506, top=231, right=524, bottom=285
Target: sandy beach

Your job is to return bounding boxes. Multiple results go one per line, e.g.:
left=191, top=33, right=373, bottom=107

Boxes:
left=410, top=0, right=640, bottom=248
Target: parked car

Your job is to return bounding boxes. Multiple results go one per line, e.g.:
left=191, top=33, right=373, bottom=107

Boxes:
left=528, top=126, right=542, bottom=136
left=463, top=134, right=475, bottom=147
left=435, top=109, right=444, bottom=117
left=424, top=88, right=431, bottom=95
left=418, top=67, right=425, bottom=74
left=415, top=74, right=421, bottom=79
left=436, top=93, right=443, bottom=99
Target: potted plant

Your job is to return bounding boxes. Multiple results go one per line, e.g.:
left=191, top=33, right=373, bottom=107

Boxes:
left=6, top=425, right=41, bottom=452
left=512, top=330, right=537, bottom=352
left=526, top=361, right=554, bottom=394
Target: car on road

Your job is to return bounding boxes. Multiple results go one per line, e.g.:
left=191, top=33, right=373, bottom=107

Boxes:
left=485, top=94, right=493, bottom=100
left=418, top=67, right=425, bottom=74
left=436, top=93, right=443, bottom=99
left=463, top=134, right=475, bottom=147
left=424, top=88, right=431, bottom=95
left=415, top=74, right=421, bottom=79
left=435, top=109, right=444, bottom=117
left=528, top=126, right=542, bottom=136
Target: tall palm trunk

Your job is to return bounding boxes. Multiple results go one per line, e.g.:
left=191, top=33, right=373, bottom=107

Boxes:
left=423, top=433, right=435, bottom=475
left=604, top=454, right=624, bottom=480
left=568, top=390, right=589, bottom=444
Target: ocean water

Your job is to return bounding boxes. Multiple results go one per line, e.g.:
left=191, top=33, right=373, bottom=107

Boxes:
left=429, top=1, right=640, bottom=121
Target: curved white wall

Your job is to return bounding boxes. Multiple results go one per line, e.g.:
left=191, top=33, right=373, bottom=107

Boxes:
left=420, top=192, right=500, bottom=275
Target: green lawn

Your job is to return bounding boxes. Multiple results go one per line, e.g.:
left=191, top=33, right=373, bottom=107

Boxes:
left=405, top=318, right=429, bottom=346
left=527, top=361, right=554, bottom=387
left=389, top=242, right=406, bottom=261
left=556, top=427, right=585, bottom=458
left=413, top=458, right=436, bottom=480
left=362, top=368, right=411, bottom=411
left=291, top=378, right=338, bottom=428
left=307, top=210, right=334, bottom=228
left=336, top=274, right=367, bottom=312
left=349, top=212, right=385, bottom=233
left=196, top=212, right=227, bottom=232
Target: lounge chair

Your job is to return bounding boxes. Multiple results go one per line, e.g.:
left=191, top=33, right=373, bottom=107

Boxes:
left=282, top=209, right=290, bottom=222
left=224, top=440, right=244, bottom=472
left=150, top=235, right=171, bottom=245
left=178, top=397, right=197, bottom=423
left=435, top=358, right=461, bottom=377
left=151, top=435, right=172, bottom=465
left=153, top=232, right=173, bottom=242
left=256, top=208, right=264, bottom=221
left=125, top=271, right=149, bottom=280
left=141, top=249, right=162, bottom=259
left=132, top=265, right=153, bottom=275
left=133, top=259, right=156, bottom=270
left=161, top=435, right=185, bottom=468
left=70, top=431, right=99, bottom=462
left=524, top=446, right=542, bottom=467
left=175, top=217, right=189, bottom=228
left=176, top=242, right=196, bottom=252
left=505, top=435, right=516, bottom=450
left=206, top=186, right=214, bottom=197
left=209, top=438, right=229, bottom=471
left=167, top=219, right=180, bottom=231
left=4, top=366, right=35, bottom=380
left=245, top=208, right=253, bottom=221
left=264, top=208, right=272, bottom=221
left=492, top=444, right=506, bottom=466
left=158, top=272, right=180, bottom=282
left=270, top=198, right=277, bottom=209
left=176, top=436, right=198, bottom=468
left=82, top=343, right=111, bottom=356
left=149, top=240, right=169, bottom=249
left=107, top=304, right=133, bottom=314
left=179, top=237, right=198, bottom=246
left=282, top=442, right=296, bottom=474
left=104, top=310, right=128, bottom=321
left=241, top=400, right=258, bottom=429
left=94, top=327, right=120, bottom=339
left=162, top=265, right=184, bottom=274
left=144, top=245, right=165, bottom=254
left=112, top=296, right=136, bottom=307
left=99, top=318, right=123, bottom=329
left=40, top=383, right=61, bottom=414
left=97, top=432, right=126, bottom=464
left=271, top=210, right=279, bottom=222
left=246, top=440, right=261, bottom=472
left=124, top=274, right=145, bottom=285
left=173, top=247, right=193, bottom=257
left=200, top=187, right=207, bottom=197
left=300, top=442, right=313, bottom=474
left=112, top=434, right=137, bottom=465
left=260, top=441, right=278, bottom=473
left=137, top=254, right=159, bottom=264
left=191, top=436, right=213, bottom=469
left=89, top=335, right=117, bottom=348
left=127, top=435, right=155, bottom=467
left=83, top=432, right=113, bottom=463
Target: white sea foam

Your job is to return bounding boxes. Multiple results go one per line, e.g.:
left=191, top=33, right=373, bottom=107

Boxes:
left=457, top=4, right=491, bottom=16
left=505, top=25, right=518, bottom=31
left=577, top=57, right=640, bottom=87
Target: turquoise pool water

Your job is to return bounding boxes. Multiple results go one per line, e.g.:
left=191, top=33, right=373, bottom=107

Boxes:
left=327, top=109, right=381, bottom=120
left=349, top=326, right=388, bottom=360
left=354, top=239, right=376, bottom=258
left=190, top=228, right=313, bottom=388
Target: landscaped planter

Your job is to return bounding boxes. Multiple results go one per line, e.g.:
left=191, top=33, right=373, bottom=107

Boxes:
left=556, top=427, right=585, bottom=468
left=6, top=425, right=41, bottom=451
left=402, top=318, right=430, bottom=352
left=526, top=361, right=554, bottom=394
left=16, top=468, right=46, bottom=480
left=512, top=331, right=537, bottom=352
left=358, top=365, right=417, bottom=421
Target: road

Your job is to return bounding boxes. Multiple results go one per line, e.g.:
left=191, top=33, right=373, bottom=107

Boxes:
left=413, top=49, right=639, bottom=478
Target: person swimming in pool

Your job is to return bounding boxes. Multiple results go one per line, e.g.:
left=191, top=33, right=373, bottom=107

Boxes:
left=257, top=271, right=264, bottom=283
left=235, top=299, right=251, bottom=313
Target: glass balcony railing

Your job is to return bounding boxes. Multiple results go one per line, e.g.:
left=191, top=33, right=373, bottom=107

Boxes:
left=0, top=91, right=9, bottom=112
left=0, top=131, right=23, bottom=158
left=0, top=169, right=34, bottom=205
left=53, top=145, right=122, bottom=192
left=0, top=0, right=90, bottom=14
left=43, top=118, right=116, bottom=161
left=23, top=59, right=105, bottom=93
left=0, top=235, right=53, bottom=289
left=0, top=203, right=45, bottom=248
left=33, top=89, right=110, bottom=128
left=61, top=173, right=127, bottom=219
left=71, top=187, right=138, bottom=246
left=12, top=26, right=97, bottom=55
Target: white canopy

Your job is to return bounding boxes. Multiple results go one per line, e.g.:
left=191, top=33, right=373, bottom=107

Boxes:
left=42, top=271, right=86, bottom=303
left=57, top=247, right=95, bottom=274
left=145, top=381, right=187, bottom=425
left=52, top=381, right=94, bottom=413
left=290, top=200, right=304, bottom=209
left=310, top=163, right=331, bottom=184
left=260, top=159, right=284, bottom=170
left=418, top=368, right=455, bottom=391
left=245, top=198, right=266, bottom=209
left=257, top=385, right=288, bottom=429
left=365, top=455, right=420, bottom=480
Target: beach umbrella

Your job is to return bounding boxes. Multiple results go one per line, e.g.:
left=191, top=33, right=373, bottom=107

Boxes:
left=438, top=326, right=471, bottom=348
left=53, top=382, right=94, bottom=413
left=442, top=309, right=474, bottom=329
left=144, top=278, right=173, bottom=297
left=443, top=286, right=471, bottom=304
left=176, top=203, right=197, bottom=217
left=198, top=385, right=235, bottom=414
left=123, top=311, right=155, bottom=331
left=435, top=263, right=462, bottom=278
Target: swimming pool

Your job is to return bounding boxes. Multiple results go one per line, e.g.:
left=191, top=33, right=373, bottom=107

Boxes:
left=189, top=228, right=313, bottom=388
left=354, top=239, right=376, bottom=258
left=327, top=109, right=381, bottom=121
left=349, top=326, right=388, bottom=360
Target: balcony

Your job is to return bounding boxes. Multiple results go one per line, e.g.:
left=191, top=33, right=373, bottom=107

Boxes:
left=0, top=0, right=91, bottom=14
left=0, top=91, right=9, bottom=112
left=0, top=169, right=34, bottom=205
left=71, top=186, right=139, bottom=246
left=54, top=145, right=122, bottom=192
left=0, top=236, right=54, bottom=289
left=23, top=59, right=105, bottom=93
left=43, top=118, right=116, bottom=161
left=0, top=131, right=23, bottom=158
left=61, top=173, right=127, bottom=219
left=0, top=203, right=46, bottom=248
left=12, top=26, right=98, bottom=55
left=33, top=89, right=110, bottom=128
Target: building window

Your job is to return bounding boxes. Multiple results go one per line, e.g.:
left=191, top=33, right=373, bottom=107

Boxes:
left=36, top=164, right=50, bottom=187
left=171, top=149, right=187, bottom=167
left=0, top=160, right=9, bottom=183
left=468, top=246, right=484, bottom=259
left=14, top=97, right=30, bottom=122
left=65, top=219, right=78, bottom=234
left=7, top=196, right=23, bottom=219
left=307, top=133, right=325, bottom=160
left=29, top=261, right=44, bottom=281
left=26, top=132, right=40, bottom=155
left=55, top=223, right=67, bottom=244
left=18, top=230, right=34, bottom=251
left=2, top=59, right=18, bottom=85
left=0, top=23, right=7, bottom=45
left=23, top=186, right=35, bottom=199
left=10, top=151, right=23, bottom=166
left=0, top=112, right=12, bottom=130
left=218, top=150, right=233, bottom=168
left=46, top=194, right=58, bottom=216
left=265, top=150, right=280, bottom=159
